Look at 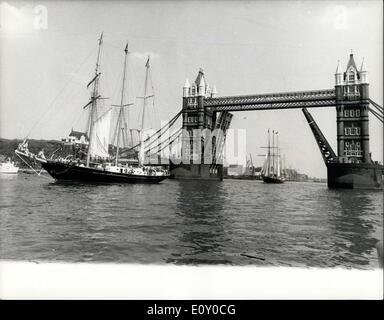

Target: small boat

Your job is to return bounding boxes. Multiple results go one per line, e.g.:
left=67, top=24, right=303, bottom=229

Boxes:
left=0, top=159, right=19, bottom=174
left=260, top=129, right=284, bottom=184
left=15, top=33, right=169, bottom=184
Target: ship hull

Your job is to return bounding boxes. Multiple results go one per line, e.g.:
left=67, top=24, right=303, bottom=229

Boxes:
left=42, top=161, right=168, bottom=183
left=326, top=162, right=383, bottom=189
left=262, top=175, right=284, bottom=184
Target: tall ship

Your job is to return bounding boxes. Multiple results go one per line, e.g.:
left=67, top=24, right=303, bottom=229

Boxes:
left=260, top=129, right=284, bottom=184
left=15, top=34, right=169, bottom=183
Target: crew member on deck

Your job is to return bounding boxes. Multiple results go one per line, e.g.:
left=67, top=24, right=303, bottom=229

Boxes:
left=38, top=149, right=46, bottom=159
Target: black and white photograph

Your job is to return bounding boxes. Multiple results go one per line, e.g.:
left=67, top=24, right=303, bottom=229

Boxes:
left=0, top=0, right=383, bottom=301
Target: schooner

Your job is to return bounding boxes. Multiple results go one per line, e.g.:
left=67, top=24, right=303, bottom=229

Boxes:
left=260, top=129, right=285, bottom=184
left=15, top=33, right=169, bottom=183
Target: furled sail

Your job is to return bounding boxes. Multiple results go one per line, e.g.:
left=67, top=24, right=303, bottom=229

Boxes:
left=88, top=107, right=112, bottom=158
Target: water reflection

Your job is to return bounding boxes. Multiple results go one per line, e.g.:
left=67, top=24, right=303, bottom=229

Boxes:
left=39, top=180, right=123, bottom=262
left=1, top=174, right=382, bottom=268
left=169, top=180, right=232, bottom=265
left=0, top=173, right=19, bottom=180
left=0, top=174, right=18, bottom=204
left=329, top=189, right=383, bottom=268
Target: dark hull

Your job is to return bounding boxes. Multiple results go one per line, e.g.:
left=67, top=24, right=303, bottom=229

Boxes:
left=42, top=161, right=168, bottom=183
left=262, top=175, right=284, bottom=184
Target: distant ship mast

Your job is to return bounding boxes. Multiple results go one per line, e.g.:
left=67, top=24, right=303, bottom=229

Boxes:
left=276, top=131, right=280, bottom=177
left=267, top=129, right=271, bottom=176
left=260, top=129, right=284, bottom=183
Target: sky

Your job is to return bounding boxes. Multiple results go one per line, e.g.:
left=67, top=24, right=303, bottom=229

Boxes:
left=0, top=0, right=382, bottom=178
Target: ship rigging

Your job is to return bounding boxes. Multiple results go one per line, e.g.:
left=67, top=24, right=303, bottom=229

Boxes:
left=15, top=33, right=169, bottom=183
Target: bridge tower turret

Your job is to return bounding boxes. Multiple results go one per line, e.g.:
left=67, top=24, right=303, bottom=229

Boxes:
left=183, top=79, right=190, bottom=98
left=335, top=60, right=343, bottom=86
left=173, top=69, right=223, bottom=180
left=335, top=52, right=370, bottom=164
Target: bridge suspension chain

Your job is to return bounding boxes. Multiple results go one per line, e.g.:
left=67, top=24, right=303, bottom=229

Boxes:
left=142, top=111, right=181, bottom=151
left=144, top=128, right=182, bottom=155
left=369, top=99, right=383, bottom=113
left=368, top=99, right=383, bottom=123
left=368, top=107, right=383, bottom=123
left=148, top=129, right=182, bottom=155
left=119, top=110, right=182, bottom=155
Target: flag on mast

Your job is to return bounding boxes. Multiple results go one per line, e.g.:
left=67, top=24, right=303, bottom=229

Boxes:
left=145, top=55, right=150, bottom=68
left=124, top=42, right=128, bottom=54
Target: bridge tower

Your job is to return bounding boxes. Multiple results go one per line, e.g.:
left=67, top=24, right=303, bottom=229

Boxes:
left=328, top=53, right=383, bottom=188
left=335, top=53, right=370, bottom=164
left=169, top=53, right=382, bottom=187
left=171, top=69, right=226, bottom=180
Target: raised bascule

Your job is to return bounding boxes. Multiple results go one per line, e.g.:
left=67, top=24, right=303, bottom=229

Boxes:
left=149, top=53, right=383, bottom=189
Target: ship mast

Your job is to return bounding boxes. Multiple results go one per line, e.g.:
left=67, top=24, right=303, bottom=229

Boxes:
left=249, top=153, right=254, bottom=175
left=86, top=32, right=103, bottom=167
left=276, top=131, right=280, bottom=177
left=141, top=57, right=150, bottom=134
left=272, top=129, right=275, bottom=176
left=114, top=42, right=130, bottom=167
left=138, top=56, right=152, bottom=166
left=267, top=129, right=271, bottom=176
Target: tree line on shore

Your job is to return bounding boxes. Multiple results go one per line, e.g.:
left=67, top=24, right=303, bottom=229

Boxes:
left=0, top=138, right=62, bottom=167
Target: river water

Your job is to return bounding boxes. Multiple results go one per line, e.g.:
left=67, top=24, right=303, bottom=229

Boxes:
left=0, top=173, right=382, bottom=269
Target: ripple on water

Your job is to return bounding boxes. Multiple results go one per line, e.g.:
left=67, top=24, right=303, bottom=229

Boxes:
left=0, top=176, right=382, bottom=268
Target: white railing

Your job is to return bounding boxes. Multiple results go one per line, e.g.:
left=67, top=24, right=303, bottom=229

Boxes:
left=344, top=150, right=362, bottom=157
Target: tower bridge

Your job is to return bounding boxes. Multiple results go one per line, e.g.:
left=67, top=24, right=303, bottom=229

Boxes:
left=145, top=53, right=383, bottom=189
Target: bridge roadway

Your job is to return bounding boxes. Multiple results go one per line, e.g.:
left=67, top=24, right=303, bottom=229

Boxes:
left=204, top=88, right=337, bottom=112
